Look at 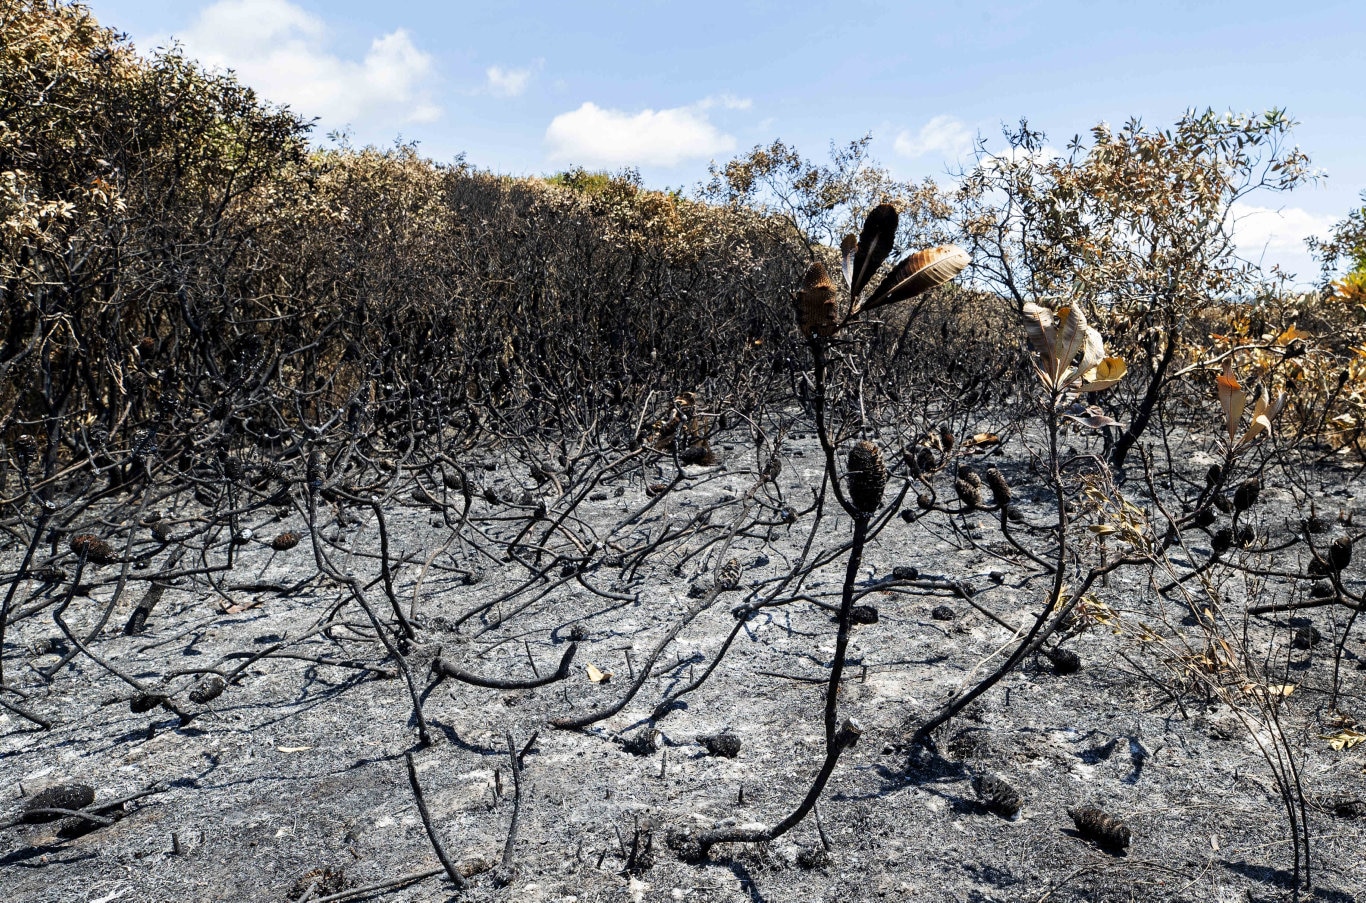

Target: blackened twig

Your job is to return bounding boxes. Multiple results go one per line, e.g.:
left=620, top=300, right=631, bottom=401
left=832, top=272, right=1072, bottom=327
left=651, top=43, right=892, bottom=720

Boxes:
left=403, top=751, right=467, bottom=890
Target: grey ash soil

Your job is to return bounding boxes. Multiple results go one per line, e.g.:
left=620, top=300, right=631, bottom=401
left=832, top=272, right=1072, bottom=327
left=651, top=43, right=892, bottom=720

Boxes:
left=3, top=425, right=1365, bottom=903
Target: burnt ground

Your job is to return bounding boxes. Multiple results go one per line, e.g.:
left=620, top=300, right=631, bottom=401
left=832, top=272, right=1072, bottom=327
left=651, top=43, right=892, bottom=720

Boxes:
left=2, top=420, right=1365, bottom=903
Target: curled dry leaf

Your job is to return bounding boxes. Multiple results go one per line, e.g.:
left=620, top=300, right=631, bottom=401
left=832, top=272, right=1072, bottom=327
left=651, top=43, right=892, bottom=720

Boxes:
left=1064, top=404, right=1122, bottom=430
left=1322, top=728, right=1366, bottom=751
left=1023, top=302, right=1124, bottom=395
left=860, top=244, right=970, bottom=312
left=846, top=203, right=899, bottom=300
left=585, top=663, right=612, bottom=684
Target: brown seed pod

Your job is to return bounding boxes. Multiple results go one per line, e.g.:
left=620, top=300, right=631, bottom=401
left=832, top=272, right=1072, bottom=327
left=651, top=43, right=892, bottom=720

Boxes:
left=1213, top=494, right=1234, bottom=514
left=679, top=440, right=716, bottom=466
left=985, top=468, right=1011, bottom=507
left=698, top=733, right=741, bottom=758
left=130, top=693, right=167, bottom=713
left=954, top=478, right=982, bottom=511
left=32, top=565, right=66, bottom=584
left=1067, top=806, right=1131, bottom=851
left=24, top=784, right=96, bottom=823
left=270, top=531, right=300, bottom=552
left=904, top=445, right=937, bottom=476
left=862, top=244, right=971, bottom=311
left=1330, top=535, right=1353, bottom=571
left=1233, top=478, right=1260, bottom=512
left=794, top=262, right=839, bottom=338
left=956, top=465, right=982, bottom=487
left=1205, top=463, right=1222, bottom=488
left=850, top=604, right=879, bottom=624
left=189, top=675, right=226, bottom=704
left=973, top=774, right=1022, bottom=818
left=845, top=440, right=888, bottom=515
left=917, top=491, right=934, bottom=510
left=1212, top=528, right=1234, bottom=553
left=932, top=604, right=955, bottom=621
left=69, top=534, right=118, bottom=565
left=717, top=558, right=742, bottom=591
left=1046, top=647, right=1082, bottom=674
left=796, top=847, right=832, bottom=870
left=938, top=424, right=956, bottom=456
left=621, top=727, right=660, bottom=756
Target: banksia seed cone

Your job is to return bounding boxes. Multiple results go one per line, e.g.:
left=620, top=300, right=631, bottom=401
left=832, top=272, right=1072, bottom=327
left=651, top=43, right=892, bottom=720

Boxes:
left=917, top=492, right=934, bottom=510
left=271, top=531, right=300, bottom=552
left=939, top=424, right=955, bottom=455
left=699, top=733, right=741, bottom=758
left=955, top=478, right=982, bottom=511
left=717, top=558, right=742, bottom=590
left=846, top=441, right=887, bottom=515
left=1046, top=647, right=1081, bottom=674
left=1330, top=535, right=1353, bottom=571
left=795, top=262, right=839, bottom=338
left=1213, top=528, right=1234, bottom=553
left=24, top=784, right=96, bottom=823
left=973, top=774, right=1022, bottom=818
left=1233, top=478, right=1260, bottom=512
left=1067, top=806, right=1131, bottom=851
left=985, top=468, right=1011, bottom=507
left=1205, top=464, right=1222, bottom=488
left=189, top=675, right=226, bottom=704
left=70, top=534, right=117, bottom=564
left=130, top=693, right=167, bottom=713
left=957, top=466, right=982, bottom=488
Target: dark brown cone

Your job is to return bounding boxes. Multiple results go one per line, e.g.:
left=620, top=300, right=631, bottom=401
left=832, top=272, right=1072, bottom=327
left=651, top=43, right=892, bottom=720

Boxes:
left=271, top=531, right=301, bottom=551
left=985, top=467, right=1011, bottom=507
left=189, top=675, right=226, bottom=704
left=1330, top=535, right=1352, bottom=571
left=795, top=262, right=839, bottom=338
left=1233, top=478, right=1260, bottom=512
left=1067, top=806, right=1131, bottom=851
left=717, top=558, right=742, bottom=590
left=954, top=478, right=982, bottom=511
left=846, top=441, right=887, bottom=515
left=973, top=774, right=1022, bottom=818
left=70, top=534, right=118, bottom=564
left=24, top=784, right=95, bottom=823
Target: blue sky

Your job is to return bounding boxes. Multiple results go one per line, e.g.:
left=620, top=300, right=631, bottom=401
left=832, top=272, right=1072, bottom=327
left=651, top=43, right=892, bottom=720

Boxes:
left=84, top=0, right=1366, bottom=280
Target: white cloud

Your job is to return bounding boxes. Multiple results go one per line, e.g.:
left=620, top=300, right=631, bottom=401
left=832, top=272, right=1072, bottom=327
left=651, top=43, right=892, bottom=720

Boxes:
left=167, top=0, right=440, bottom=131
left=545, top=101, right=738, bottom=168
left=485, top=65, right=532, bottom=98
left=894, top=115, right=974, bottom=160
left=697, top=94, right=752, bottom=111
left=1229, top=202, right=1337, bottom=279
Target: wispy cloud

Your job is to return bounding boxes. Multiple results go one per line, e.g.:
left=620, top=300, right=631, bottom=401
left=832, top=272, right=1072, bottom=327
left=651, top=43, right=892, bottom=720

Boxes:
left=164, top=0, right=440, bottom=131
left=894, top=115, right=975, bottom=160
left=545, top=99, right=742, bottom=168
left=1229, top=202, right=1337, bottom=279
left=485, top=65, right=533, bottom=98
